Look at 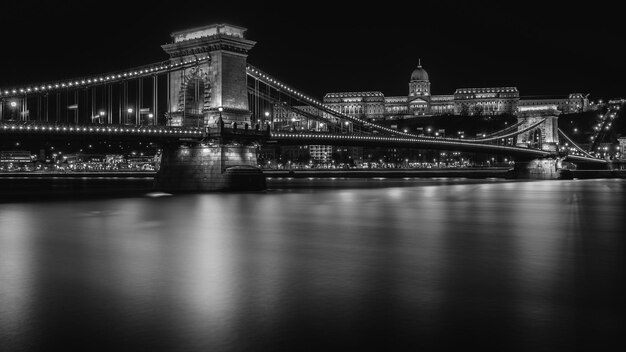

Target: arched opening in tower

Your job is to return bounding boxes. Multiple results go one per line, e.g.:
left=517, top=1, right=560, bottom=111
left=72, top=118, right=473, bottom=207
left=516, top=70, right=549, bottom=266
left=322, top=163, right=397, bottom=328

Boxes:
left=182, top=77, right=206, bottom=126
left=529, top=128, right=543, bottom=150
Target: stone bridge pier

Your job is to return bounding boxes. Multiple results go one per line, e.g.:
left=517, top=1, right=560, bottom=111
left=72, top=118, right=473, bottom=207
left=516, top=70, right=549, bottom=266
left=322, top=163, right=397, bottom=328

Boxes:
left=513, top=105, right=563, bottom=179
left=154, top=24, right=266, bottom=191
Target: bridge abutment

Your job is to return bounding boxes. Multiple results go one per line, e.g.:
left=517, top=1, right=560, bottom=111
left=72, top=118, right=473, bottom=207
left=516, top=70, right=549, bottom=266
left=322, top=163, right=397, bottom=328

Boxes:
left=154, top=143, right=265, bottom=191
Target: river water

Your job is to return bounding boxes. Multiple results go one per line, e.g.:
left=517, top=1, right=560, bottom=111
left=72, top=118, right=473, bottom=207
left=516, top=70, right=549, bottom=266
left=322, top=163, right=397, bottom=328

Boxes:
left=1, top=178, right=624, bottom=351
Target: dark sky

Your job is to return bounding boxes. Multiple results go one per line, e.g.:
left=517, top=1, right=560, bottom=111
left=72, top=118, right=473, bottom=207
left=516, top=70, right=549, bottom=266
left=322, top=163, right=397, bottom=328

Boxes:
left=1, top=1, right=624, bottom=100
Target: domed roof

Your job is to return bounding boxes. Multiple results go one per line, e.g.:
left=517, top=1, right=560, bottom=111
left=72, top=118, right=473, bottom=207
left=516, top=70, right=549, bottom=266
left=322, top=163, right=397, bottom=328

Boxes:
left=411, top=65, right=429, bottom=81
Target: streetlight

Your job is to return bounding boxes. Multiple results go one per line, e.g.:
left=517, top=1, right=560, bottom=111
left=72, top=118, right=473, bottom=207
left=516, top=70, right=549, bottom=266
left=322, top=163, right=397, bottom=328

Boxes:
left=9, top=101, right=18, bottom=120
left=127, top=108, right=133, bottom=125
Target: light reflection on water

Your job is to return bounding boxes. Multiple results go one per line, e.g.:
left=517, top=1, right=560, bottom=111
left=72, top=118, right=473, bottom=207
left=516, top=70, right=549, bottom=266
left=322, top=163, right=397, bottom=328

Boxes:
left=0, top=178, right=624, bottom=351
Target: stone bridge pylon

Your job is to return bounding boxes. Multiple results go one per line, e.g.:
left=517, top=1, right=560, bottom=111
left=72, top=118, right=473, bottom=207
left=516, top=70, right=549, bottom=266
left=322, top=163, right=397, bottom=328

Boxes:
left=155, top=24, right=266, bottom=192
left=515, top=105, right=560, bottom=152
left=161, top=23, right=256, bottom=127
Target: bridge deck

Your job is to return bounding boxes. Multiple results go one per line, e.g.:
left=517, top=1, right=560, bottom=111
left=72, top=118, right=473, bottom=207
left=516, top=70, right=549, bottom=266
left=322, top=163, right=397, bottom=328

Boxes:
left=0, top=121, right=606, bottom=163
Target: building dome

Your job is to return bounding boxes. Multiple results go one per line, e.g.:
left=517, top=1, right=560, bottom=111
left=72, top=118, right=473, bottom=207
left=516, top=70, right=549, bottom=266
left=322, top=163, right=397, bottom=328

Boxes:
left=411, top=65, right=429, bottom=81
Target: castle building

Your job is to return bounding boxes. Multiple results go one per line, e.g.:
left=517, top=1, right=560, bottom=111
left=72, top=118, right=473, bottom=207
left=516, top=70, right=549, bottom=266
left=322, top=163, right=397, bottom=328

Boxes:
left=321, top=62, right=589, bottom=120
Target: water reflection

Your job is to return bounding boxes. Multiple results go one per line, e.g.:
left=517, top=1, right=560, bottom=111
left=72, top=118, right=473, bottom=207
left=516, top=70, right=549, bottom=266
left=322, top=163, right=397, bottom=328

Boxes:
left=1, top=179, right=624, bottom=351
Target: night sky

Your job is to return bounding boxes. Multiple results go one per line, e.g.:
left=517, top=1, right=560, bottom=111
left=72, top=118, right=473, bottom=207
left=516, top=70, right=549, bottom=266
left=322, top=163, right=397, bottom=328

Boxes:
left=1, top=1, right=624, bottom=100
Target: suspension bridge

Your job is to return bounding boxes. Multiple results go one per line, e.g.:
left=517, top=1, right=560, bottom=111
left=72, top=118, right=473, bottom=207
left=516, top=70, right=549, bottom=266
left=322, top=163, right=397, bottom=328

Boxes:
left=0, top=23, right=607, bottom=191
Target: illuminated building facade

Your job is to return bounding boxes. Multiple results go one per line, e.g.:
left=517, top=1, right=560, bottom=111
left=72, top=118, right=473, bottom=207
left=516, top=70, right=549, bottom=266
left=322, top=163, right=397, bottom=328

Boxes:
left=323, top=91, right=385, bottom=120
left=517, top=93, right=589, bottom=114
left=0, top=151, right=32, bottom=170
left=309, top=145, right=333, bottom=163
left=321, top=63, right=589, bottom=120
left=453, top=87, right=519, bottom=115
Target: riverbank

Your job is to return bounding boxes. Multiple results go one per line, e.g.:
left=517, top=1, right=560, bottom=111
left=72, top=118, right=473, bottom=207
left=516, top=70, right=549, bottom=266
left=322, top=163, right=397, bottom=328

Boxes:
left=2, top=168, right=626, bottom=179
left=0, top=168, right=513, bottom=179
left=561, top=169, right=626, bottom=179
left=0, top=171, right=156, bottom=178
left=264, top=168, right=512, bottom=179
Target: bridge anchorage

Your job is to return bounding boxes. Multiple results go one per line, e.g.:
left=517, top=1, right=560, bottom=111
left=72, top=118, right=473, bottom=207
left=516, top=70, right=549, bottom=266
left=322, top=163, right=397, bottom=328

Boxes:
left=154, top=24, right=267, bottom=191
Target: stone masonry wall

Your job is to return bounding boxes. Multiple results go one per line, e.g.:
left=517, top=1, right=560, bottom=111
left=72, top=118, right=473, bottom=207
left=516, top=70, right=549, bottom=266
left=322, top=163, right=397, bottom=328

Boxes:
left=514, top=158, right=561, bottom=179
left=154, top=144, right=262, bottom=191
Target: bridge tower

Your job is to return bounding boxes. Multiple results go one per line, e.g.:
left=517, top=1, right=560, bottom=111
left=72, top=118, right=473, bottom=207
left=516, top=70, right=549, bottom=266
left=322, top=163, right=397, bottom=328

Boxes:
left=513, top=105, right=562, bottom=179
left=161, top=24, right=256, bottom=127
left=515, top=105, right=560, bottom=152
left=155, top=24, right=265, bottom=191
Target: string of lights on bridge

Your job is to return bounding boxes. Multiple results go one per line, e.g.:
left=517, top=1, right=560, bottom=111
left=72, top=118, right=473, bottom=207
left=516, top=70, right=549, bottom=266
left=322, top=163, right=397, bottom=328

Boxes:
left=270, top=131, right=605, bottom=163
left=557, top=129, right=595, bottom=158
left=0, top=56, right=211, bottom=98
left=269, top=132, right=552, bottom=157
left=0, top=122, right=203, bottom=137
left=246, top=66, right=604, bottom=163
left=246, top=65, right=439, bottom=140
left=246, top=65, right=550, bottom=146
left=589, top=105, right=620, bottom=151
left=0, top=55, right=609, bottom=164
